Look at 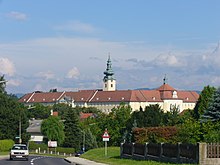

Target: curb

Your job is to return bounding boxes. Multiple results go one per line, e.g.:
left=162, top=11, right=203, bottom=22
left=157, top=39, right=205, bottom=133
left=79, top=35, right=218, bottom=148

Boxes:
left=64, top=158, right=72, bottom=164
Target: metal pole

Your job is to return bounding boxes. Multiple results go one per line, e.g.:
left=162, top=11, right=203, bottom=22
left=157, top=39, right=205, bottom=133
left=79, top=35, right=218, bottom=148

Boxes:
left=105, top=141, right=107, bottom=157
left=19, top=114, right=22, bottom=144
left=83, top=130, right=85, bottom=152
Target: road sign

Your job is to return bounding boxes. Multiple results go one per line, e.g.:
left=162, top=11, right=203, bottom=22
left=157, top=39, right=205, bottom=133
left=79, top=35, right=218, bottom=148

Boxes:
left=48, top=141, right=57, bottom=147
left=102, top=129, right=110, bottom=156
left=102, top=130, right=110, bottom=141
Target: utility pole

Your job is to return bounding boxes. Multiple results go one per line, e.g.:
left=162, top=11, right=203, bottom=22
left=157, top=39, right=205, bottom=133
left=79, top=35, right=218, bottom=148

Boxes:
left=19, top=114, right=22, bottom=144
left=82, top=130, right=85, bottom=152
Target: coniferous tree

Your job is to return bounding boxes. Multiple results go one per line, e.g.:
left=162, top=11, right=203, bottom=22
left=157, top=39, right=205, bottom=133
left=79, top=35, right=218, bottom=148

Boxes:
left=194, top=85, right=215, bottom=120
left=202, top=87, right=220, bottom=122
left=63, top=109, right=82, bottom=151
left=0, top=93, right=29, bottom=142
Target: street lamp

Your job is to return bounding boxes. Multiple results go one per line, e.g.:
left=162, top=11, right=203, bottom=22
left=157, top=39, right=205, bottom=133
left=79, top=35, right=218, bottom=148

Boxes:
left=81, top=130, right=85, bottom=152
left=0, top=80, right=7, bottom=84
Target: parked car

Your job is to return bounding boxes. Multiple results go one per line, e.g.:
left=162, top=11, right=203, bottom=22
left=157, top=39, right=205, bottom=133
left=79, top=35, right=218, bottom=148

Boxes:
left=10, top=144, right=29, bottom=161
left=75, top=150, right=84, bottom=157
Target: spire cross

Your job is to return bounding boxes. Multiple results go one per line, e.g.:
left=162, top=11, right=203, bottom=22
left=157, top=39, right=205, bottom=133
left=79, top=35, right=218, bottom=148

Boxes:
left=163, top=74, right=168, bottom=84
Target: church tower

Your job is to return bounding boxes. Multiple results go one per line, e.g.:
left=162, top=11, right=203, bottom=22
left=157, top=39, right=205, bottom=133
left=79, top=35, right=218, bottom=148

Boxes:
left=103, top=55, right=116, bottom=91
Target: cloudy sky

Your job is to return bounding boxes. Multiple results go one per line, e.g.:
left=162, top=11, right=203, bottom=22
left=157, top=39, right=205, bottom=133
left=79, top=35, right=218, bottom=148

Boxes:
left=1, top=0, right=220, bottom=94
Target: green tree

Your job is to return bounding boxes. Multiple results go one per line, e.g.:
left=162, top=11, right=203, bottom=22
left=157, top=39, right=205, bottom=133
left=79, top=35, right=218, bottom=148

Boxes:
left=0, top=75, right=6, bottom=94
left=63, top=108, right=82, bottom=151
left=194, top=85, right=215, bottom=120
left=177, top=117, right=203, bottom=143
left=52, top=103, right=72, bottom=119
left=97, top=103, right=132, bottom=146
left=0, top=93, right=29, bottom=142
left=83, top=128, right=98, bottom=151
left=144, top=104, right=164, bottom=127
left=202, top=87, right=220, bottom=122
left=164, top=105, right=180, bottom=126
left=41, top=116, right=65, bottom=146
left=28, top=103, right=51, bottom=119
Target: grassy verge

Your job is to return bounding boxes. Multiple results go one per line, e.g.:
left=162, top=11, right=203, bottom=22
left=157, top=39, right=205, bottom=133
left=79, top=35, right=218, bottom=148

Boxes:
left=81, top=147, right=196, bottom=165
left=0, top=152, right=9, bottom=155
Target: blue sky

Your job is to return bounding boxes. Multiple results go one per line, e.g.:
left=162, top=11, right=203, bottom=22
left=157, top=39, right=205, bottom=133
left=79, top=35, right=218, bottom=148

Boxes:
left=0, top=0, right=220, bottom=93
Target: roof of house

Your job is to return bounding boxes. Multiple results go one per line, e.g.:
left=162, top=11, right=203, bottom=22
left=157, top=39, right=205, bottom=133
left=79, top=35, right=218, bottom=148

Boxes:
left=19, top=84, right=199, bottom=105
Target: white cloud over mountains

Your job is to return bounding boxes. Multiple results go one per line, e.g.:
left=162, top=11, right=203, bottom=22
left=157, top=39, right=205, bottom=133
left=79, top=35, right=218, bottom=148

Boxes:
left=1, top=36, right=220, bottom=93
left=66, top=67, right=80, bottom=79
left=0, top=57, right=15, bottom=76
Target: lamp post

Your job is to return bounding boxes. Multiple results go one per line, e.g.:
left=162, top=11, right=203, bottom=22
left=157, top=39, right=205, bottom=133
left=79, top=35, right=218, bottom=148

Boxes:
left=19, top=115, right=22, bottom=144
left=81, top=130, right=85, bottom=152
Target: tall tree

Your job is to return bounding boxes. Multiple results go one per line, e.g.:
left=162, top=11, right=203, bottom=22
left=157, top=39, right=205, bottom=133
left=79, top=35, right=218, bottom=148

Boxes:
left=202, top=87, right=220, bottom=122
left=0, top=93, right=29, bottom=142
left=41, top=116, right=65, bottom=146
left=63, top=108, right=82, bottom=151
left=0, top=75, right=6, bottom=94
left=28, top=103, right=51, bottom=119
left=194, top=85, right=215, bottom=120
left=143, top=104, right=164, bottom=127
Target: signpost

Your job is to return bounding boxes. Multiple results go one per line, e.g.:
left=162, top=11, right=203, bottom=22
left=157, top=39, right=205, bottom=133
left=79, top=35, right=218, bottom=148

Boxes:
left=102, top=129, right=110, bottom=157
left=48, top=141, right=57, bottom=154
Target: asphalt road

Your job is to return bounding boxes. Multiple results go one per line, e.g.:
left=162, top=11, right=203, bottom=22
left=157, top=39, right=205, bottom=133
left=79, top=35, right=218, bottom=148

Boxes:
left=0, top=155, right=70, bottom=165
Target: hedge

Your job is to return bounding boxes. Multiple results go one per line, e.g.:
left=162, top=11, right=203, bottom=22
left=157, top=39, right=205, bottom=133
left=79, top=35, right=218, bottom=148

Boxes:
left=29, top=141, right=75, bottom=154
left=0, top=139, right=14, bottom=151
left=133, top=126, right=178, bottom=143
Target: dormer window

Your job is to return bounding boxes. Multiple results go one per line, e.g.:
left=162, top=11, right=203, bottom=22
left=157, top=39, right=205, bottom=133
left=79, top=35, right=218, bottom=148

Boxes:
left=186, top=97, right=189, bottom=101
left=96, top=98, right=99, bottom=100
left=152, top=97, right=156, bottom=100
left=122, top=97, right=124, bottom=100
left=108, top=97, right=111, bottom=100
left=172, top=91, right=178, bottom=98
left=81, top=98, right=84, bottom=101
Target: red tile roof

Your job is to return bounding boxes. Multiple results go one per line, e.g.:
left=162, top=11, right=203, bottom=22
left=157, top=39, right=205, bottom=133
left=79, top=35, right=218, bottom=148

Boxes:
left=19, top=84, right=199, bottom=105
left=80, top=112, right=94, bottom=120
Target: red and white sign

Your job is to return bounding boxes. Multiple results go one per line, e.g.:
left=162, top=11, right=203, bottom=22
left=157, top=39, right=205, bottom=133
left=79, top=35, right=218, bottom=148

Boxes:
left=102, top=130, right=110, bottom=141
left=48, top=141, right=57, bottom=147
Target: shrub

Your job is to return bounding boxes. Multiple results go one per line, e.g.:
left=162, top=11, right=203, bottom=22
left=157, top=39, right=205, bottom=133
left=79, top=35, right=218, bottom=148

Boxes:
left=0, top=139, right=14, bottom=151
left=133, top=126, right=178, bottom=143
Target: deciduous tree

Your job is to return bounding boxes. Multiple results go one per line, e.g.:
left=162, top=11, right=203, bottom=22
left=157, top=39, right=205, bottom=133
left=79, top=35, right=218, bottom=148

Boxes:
left=41, top=116, right=65, bottom=146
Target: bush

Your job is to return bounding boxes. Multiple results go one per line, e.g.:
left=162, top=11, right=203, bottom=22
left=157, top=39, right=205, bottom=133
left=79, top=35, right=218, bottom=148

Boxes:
left=133, top=126, right=178, bottom=143
left=0, top=139, right=14, bottom=151
left=29, top=141, right=48, bottom=151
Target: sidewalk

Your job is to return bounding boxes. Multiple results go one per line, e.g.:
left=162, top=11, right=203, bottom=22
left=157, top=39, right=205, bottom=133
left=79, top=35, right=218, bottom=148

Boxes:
left=64, top=157, right=107, bottom=165
left=0, top=155, right=8, bottom=160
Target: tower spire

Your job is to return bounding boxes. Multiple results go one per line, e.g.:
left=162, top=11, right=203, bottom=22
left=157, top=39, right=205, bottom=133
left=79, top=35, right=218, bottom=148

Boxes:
left=103, top=55, right=116, bottom=91
left=163, top=74, right=168, bottom=84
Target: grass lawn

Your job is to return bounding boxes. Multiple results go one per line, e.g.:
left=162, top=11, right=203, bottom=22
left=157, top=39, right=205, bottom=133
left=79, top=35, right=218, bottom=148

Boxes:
left=81, top=147, right=195, bottom=165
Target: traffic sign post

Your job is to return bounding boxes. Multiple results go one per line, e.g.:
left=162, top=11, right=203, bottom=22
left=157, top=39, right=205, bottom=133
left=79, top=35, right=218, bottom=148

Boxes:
left=102, top=129, right=110, bottom=157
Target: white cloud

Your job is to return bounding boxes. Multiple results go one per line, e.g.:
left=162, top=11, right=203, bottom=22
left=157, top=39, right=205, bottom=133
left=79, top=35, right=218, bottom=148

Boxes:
left=7, top=79, right=21, bottom=86
left=6, top=11, right=27, bottom=21
left=153, top=54, right=185, bottom=67
left=0, top=57, right=15, bottom=76
left=66, top=67, right=80, bottom=79
left=55, top=20, right=96, bottom=33
left=36, top=71, right=55, bottom=80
